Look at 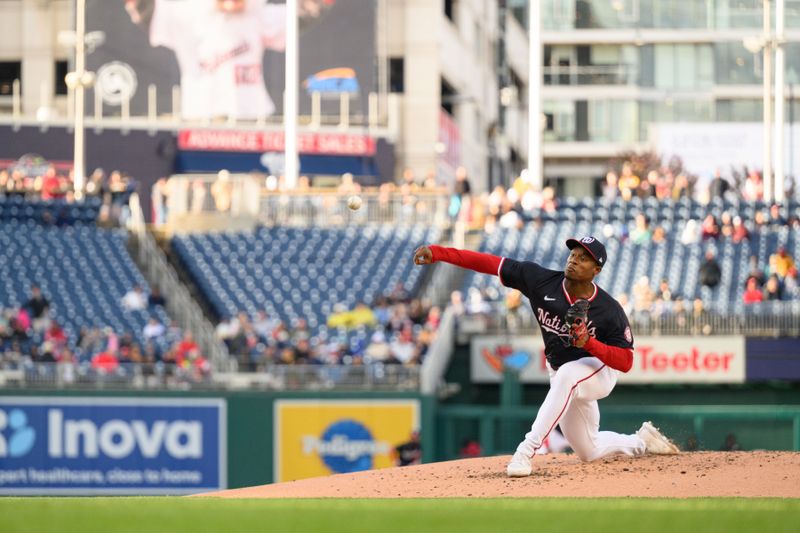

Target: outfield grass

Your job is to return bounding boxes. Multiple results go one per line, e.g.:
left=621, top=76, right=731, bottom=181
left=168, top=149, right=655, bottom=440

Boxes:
left=1, top=498, right=798, bottom=533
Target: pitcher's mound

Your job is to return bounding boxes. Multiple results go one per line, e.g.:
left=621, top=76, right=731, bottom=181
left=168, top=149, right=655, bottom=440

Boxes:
left=202, top=451, right=800, bottom=498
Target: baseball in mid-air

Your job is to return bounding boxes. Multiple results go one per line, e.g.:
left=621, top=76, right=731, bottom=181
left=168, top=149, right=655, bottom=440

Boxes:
left=347, top=195, right=363, bottom=211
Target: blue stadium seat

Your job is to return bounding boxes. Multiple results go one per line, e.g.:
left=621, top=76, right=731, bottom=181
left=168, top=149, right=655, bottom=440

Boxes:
left=172, top=225, right=441, bottom=337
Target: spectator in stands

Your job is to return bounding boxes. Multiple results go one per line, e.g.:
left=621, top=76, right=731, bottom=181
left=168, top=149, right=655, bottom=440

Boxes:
left=709, top=168, right=731, bottom=200
left=372, top=296, right=392, bottom=327
left=764, top=274, right=784, bottom=301
left=701, top=215, right=721, bottom=240
left=190, top=178, right=207, bottom=213
left=152, top=176, right=169, bottom=225
left=91, top=349, right=120, bottom=374
left=743, top=276, right=764, bottom=304
left=39, top=166, right=66, bottom=200
left=631, top=214, right=652, bottom=245
left=699, top=251, right=722, bottom=288
left=449, top=166, right=472, bottom=220
left=656, top=278, right=674, bottom=302
left=24, top=285, right=50, bottom=332
left=632, top=276, right=654, bottom=323
left=769, top=204, right=787, bottom=226
left=211, top=170, right=233, bottom=212
left=290, top=317, right=312, bottom=343
left=602, top=171, right=619, bottom=203
left=389, top=326, right=419, bottom=365
left=769, top=246, right=795, bottom=279
left=720, top=212, right=734, bottom=239
left=252, top=310, right=278, bottom=339
left=388, top=282, right=411, bottom=304
left=753, top=209, right=769, bottom=230
left=638, top=170, right=658, bottom=199
left=784, top=267, right=800, bottom=298
left=175, top=332, right=199, bottom=363
left=148, top=285, right=167, bottom=308
left=337, top=172, right=361, bottom=195
left=680, top=219, right=701, bottom=245
left=747, top=256, right=766, bottom=287
left=743, top=170, right=764, bottom=201
left=143, top=317, right=166, bottom=341
left=44, top=321, right=68, bottom=350
left=671, top=172, right=692, bottom=200
left=691, top=298, right=712, bottom=335
left=466, top=287, right=492, bottom=315
left=121, top=285, right=148, bottom=311
left=85, top=168, right=106, bottom=197
left=731, top=216, right=750, bottom=243
left=651, top=225, right=667, bottom=245
left=617, top=162, right=639, bottom=201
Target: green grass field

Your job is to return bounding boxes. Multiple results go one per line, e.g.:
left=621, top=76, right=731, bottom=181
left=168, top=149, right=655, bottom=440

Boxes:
left=1, top=498, right=799, bottom=533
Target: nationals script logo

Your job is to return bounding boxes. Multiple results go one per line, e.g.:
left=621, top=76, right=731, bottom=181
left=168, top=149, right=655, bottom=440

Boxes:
left=536, top=308, right=596, bottom=341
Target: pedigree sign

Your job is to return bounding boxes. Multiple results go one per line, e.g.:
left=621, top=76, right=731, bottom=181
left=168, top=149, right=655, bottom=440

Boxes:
left=471, top=335, right=746, bottom=384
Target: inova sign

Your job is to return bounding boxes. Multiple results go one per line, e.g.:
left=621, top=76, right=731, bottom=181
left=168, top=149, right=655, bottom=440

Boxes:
left=0, top=397, right=226, bottom=495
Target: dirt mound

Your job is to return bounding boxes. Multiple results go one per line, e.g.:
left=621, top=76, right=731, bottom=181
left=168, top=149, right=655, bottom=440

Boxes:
left=202, top=451, right=800, bottom=498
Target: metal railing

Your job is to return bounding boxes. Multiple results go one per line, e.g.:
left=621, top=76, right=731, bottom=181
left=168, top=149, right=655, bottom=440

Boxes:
left=2, top=78, right=398, bottom=132
left=259, top=190, right=452, bottom=227
left=543, top=64, right=638, bottom=86
left=127, top=193, right=233, bottom=370
left=458, top=302, right=800, bottom=337
left=0, top=362, right=420, bottom=391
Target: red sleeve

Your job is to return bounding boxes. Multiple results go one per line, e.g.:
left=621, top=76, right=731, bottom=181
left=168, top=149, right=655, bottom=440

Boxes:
left=583, top=337, right=634, bottom=373
left=429, top=245, right=503, bottom=277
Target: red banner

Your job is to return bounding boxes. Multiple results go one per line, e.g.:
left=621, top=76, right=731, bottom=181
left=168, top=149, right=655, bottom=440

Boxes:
left=177, top=130, right=376, bottom=156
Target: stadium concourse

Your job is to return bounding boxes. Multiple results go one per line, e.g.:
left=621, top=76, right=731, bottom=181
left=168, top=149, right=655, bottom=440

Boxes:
left=1, top=171, right=800, bottom=387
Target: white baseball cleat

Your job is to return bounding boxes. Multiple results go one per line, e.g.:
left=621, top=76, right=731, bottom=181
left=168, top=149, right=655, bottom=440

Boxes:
left=637, top=421, right=680, bottom=455
left=506, top=451, right=533, bottom=477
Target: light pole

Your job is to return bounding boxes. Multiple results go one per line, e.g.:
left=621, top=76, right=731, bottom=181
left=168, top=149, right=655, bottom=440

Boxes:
left=744, top=0, right=787, bottom=204
left=762, top=0, right=773, bottom=203
left=774, top=0, right=786, bottom=203
left=284, top=0, right=299, bottom=190
left=528, top=0, right=543, bottom=192
left=63, top=0, right=95, bottom=200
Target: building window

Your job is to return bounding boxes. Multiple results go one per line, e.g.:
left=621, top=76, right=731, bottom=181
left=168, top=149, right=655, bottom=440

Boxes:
left=389, top=57, right=404, bottom=93
left=55, top=60, right=69, bottom=96
left=444, top=0, right=457, bottom=22
left=0, top=61, right=21, bottom=96
left=441, top=79, right=456, bottom=115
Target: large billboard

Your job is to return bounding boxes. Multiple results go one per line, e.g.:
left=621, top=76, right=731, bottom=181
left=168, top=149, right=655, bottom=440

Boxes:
left=0, top=397, right=226, bottom=495
left=86, top=0, right=376, bottom=120
left=471, top=335, right=747, bottom=384
left=274, top=400, right=419, bottom=482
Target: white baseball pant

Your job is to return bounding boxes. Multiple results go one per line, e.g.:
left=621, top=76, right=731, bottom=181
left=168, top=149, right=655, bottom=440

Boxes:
left=515, top=356, right=646, bottom=461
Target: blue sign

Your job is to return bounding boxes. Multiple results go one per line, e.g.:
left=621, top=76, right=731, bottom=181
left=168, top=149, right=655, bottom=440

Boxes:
left=0, top=397, right=226, bottom=495
left=318, top=419, right=374, bottom=474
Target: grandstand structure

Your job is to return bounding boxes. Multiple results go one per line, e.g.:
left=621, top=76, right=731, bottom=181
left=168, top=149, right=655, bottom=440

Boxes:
left=466, top=197, right=800, bottom=331
left=2, top=186, right=798, bottom=391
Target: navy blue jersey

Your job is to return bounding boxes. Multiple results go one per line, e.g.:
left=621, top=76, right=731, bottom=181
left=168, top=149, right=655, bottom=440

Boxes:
left=499, top=258, right=634, bottom=369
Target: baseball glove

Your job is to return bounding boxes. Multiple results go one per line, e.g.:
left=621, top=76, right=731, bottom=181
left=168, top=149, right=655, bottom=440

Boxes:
left=563, top=298, right=590, bottom=347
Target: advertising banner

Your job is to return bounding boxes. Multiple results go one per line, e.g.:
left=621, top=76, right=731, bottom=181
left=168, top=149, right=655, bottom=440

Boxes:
left=471, top=335, right=746, bottom=384
left=0, top=397, right=226, bottom=495
left=274, top=400, right=419, bottom=482
left=177, top=129, right=377, bottom=156
left=86, top=0, right=376, bottom=120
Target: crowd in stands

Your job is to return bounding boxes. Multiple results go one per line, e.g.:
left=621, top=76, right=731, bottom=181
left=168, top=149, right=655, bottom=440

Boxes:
left=215, top=290, right=440, bottom=371
left=0, top=284, right=209, bottom=384
left=0, top=164, right=136, bottom=225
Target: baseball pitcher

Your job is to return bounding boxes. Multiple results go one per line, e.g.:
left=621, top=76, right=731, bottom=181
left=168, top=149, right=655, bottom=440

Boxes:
left=414, top=236, right=679, bottom=477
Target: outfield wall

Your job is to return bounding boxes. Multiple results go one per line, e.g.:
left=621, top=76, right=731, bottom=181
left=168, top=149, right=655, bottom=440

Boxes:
left=0, top=390, right=433, bottom=495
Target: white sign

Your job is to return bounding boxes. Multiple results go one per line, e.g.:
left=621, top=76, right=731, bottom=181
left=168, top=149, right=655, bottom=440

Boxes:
left=652, top=122, right=800, bottom=180
left=471, top=335, right=746, bottom=384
